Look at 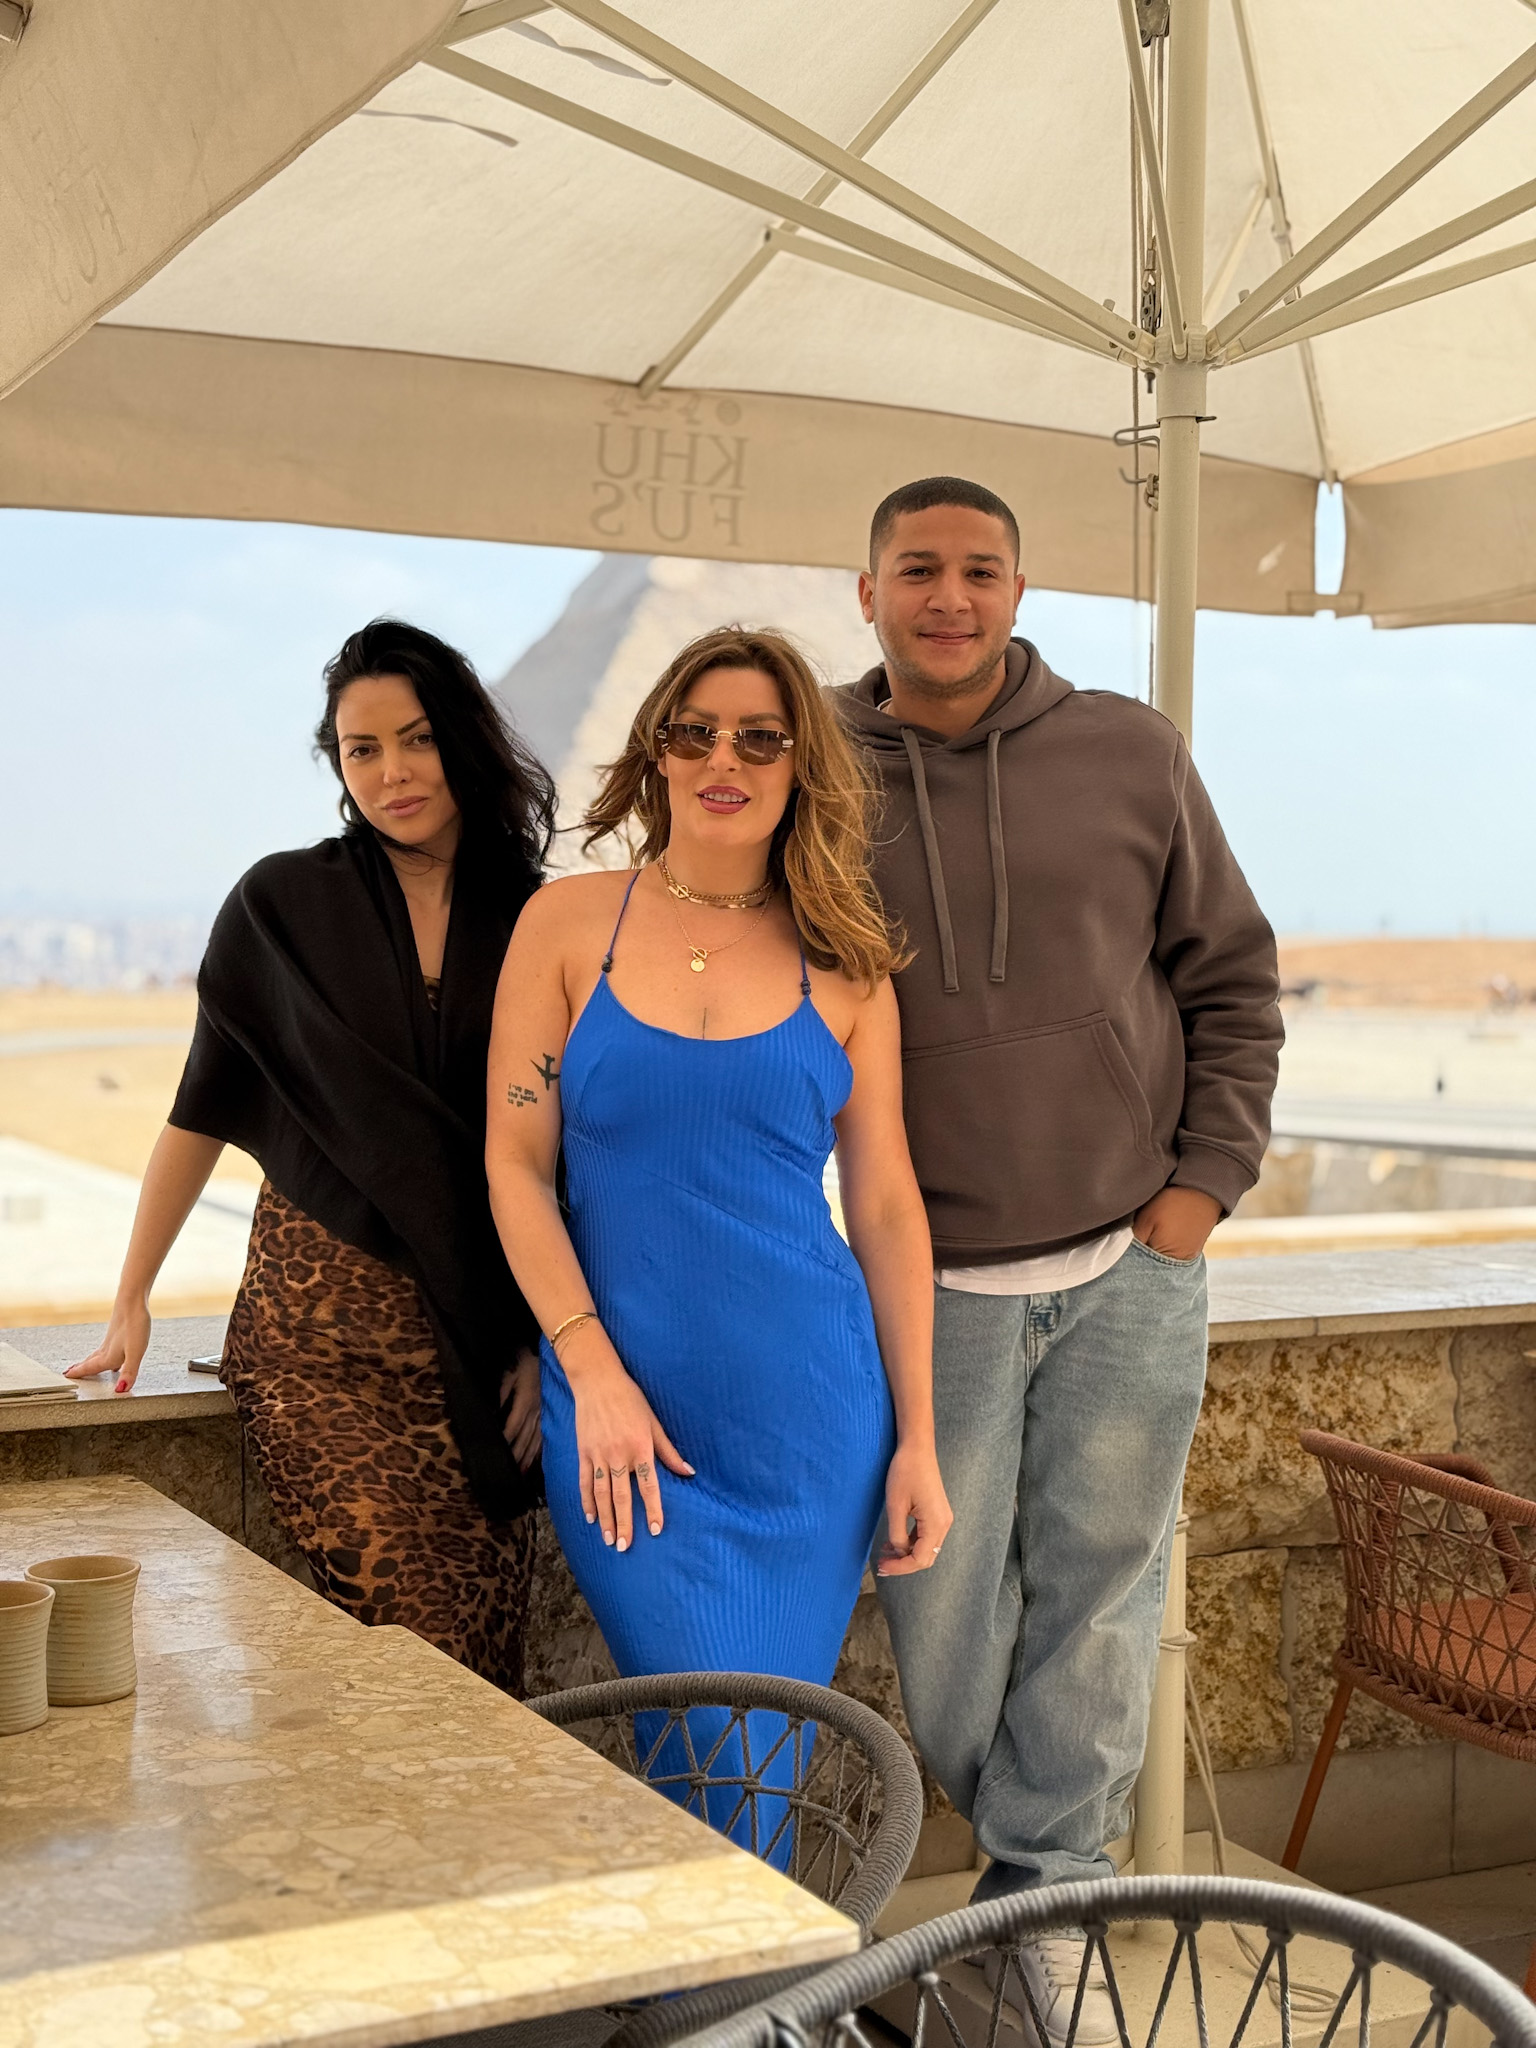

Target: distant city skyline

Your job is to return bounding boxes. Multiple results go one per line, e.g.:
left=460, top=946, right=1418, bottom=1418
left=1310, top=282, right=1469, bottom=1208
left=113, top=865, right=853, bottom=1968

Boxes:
left=6, top=507, right=1534, bottom=942
left=0, top=914, right=208, bottom=988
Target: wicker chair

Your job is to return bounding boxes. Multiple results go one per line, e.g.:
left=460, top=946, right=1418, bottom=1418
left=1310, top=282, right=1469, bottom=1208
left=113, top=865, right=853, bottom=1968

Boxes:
left=522, top=1671, right=925, bottom=2048
left=668, top=1874, right=1536, bottom=2048
left=1282, top=1429, right=1536, bottom=1994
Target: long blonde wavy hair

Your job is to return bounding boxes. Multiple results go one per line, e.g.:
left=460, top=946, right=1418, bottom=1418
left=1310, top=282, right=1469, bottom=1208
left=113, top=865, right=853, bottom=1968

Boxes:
left=583, top=626, right=909, bottom=988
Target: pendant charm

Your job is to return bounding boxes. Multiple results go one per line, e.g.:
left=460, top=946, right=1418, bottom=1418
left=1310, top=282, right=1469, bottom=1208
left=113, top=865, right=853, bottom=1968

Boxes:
left=689, top=951, right=707, bottom=973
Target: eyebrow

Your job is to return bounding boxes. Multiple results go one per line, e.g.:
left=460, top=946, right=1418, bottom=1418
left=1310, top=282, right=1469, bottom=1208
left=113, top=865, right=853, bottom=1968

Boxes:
left=892, top=548, right=1009, bottom=566
left=338, top=714, right=431, bottom=742
left=674, top=704, right=790, bottom=725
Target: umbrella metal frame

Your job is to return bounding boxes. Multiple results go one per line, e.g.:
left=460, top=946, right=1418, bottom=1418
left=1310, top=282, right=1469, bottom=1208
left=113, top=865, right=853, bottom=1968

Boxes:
left=422, top=0, right=1536, bottom=743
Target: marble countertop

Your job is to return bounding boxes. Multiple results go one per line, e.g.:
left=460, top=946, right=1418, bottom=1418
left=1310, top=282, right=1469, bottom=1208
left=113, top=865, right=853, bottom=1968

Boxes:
left=0, top=1476, right=857, bottom=2048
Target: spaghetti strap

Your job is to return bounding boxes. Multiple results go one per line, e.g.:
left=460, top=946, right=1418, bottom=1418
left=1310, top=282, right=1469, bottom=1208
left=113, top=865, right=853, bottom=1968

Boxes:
left=600, top=873, right=643, bottom=976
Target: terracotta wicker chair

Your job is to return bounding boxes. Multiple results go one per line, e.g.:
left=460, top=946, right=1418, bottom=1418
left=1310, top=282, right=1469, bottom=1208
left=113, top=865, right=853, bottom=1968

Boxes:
left=1284, top=1429, right=1536, bottom=1993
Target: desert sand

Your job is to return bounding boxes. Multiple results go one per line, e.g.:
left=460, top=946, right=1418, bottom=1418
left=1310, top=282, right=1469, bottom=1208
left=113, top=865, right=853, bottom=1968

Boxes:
left=0, top=985, right=260, bottom=1183
left=3, top=937, right=1533, bottom=1198
left=1277, top=937, right=1536, bottom=1008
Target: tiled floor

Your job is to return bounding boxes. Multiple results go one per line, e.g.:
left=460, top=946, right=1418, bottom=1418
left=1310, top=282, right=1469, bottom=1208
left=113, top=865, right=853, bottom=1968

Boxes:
left=1354, top=1862, right=1536, bottom=1987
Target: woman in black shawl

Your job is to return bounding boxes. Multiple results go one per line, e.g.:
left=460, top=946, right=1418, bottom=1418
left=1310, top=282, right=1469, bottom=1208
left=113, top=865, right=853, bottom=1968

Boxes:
left=67, top=620, right=553, bottom=1694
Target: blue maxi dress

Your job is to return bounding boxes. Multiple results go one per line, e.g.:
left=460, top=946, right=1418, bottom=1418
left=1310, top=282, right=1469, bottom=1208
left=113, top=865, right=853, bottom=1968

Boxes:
left=541, top=880, right=895, bottom=1842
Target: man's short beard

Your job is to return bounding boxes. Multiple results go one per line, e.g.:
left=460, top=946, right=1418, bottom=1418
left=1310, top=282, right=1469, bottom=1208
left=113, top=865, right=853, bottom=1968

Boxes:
left=886, top=629, right=1013, bottom=702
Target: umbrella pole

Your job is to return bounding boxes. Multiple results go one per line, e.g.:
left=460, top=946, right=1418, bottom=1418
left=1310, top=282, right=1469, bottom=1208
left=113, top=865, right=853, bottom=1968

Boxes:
left=1151, top=0, right=1210, bottom=749
left=1134, top=0, right=1208, bottom=1892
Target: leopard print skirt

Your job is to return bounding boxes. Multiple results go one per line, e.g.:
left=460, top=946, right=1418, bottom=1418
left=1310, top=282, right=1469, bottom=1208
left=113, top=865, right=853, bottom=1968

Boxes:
left=222, top=1181, right=535, bottom=1696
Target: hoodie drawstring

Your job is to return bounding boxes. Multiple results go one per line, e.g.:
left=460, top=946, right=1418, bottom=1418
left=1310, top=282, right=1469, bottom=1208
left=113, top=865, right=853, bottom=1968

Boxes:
left=899, top=725, right=1010, bottom=994
left=987, top=728, right=1009, bottom=985
left=901, top=727, right=960, bottom=994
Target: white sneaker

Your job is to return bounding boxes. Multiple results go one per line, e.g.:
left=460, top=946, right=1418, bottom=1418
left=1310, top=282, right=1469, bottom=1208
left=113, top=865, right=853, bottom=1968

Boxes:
left=983, top=1936, right=1120, bottom=2048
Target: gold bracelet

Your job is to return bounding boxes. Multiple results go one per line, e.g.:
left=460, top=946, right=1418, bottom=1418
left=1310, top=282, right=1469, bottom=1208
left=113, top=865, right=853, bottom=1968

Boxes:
left=549, top=1310, right=598, bottom=1353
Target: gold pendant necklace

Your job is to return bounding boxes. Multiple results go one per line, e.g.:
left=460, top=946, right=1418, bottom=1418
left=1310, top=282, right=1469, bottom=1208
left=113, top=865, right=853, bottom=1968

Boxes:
left=658, top=850, right=773, bottom=911
left=667, top=890, right=772, bottom=972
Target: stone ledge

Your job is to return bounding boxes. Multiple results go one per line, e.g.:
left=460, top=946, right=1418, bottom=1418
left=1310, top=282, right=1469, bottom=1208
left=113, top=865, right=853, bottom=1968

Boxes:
left=0, top=1317, right=231, bottom=1432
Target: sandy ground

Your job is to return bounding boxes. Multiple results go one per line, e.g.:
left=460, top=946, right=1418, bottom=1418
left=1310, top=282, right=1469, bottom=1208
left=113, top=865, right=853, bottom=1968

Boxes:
left=4, top=943, right=1534, bottom=1182
left=0, top=985, right=199, bottom=1036
left=0, top=986, right=261, bottom=1184
left=3, top=942, right=1533, bottom=1323
left=1278, top=937, right=1536, bottom=1008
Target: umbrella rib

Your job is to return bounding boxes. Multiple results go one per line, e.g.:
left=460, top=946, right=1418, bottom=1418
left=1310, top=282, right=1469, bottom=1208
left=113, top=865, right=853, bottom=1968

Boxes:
left=548, top=0, right=1143, bottom=355
left=764, top=229, right=1115, bottom=359
left=440, top=2, right=553, bottom=45
left=637, top=246, right=779, bottom=400
left=1212, top=36, right=1536, bottom=350
left=1229, top=234, right=1536, bottom=360
left=1228, top=0, right=1335, bottom=479
left=1114, top=0, right=1188, bottom=356
left=426, top=46, right=1146, bottom=362
left=1224, top=176, right=1536, bottom=359
left=635, top=0, right=1005, bottom=396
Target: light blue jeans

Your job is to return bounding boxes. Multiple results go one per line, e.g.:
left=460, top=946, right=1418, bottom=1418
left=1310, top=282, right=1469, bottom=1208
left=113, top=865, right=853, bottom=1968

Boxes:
left=878, top=1238, right=1208, bottom=1896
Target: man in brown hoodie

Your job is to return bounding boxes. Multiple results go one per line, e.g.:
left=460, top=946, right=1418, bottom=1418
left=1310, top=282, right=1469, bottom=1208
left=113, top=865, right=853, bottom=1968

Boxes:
left=841, top=476, right=1281, bottom=2042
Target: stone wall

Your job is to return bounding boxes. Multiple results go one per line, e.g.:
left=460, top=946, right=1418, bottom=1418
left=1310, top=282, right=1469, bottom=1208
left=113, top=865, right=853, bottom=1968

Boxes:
left=9, top=1312, right=1533, bottom=1889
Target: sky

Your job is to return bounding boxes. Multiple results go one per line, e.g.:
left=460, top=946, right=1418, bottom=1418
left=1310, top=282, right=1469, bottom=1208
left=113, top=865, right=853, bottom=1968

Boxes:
left=4, top=503, right=1533, bottom=937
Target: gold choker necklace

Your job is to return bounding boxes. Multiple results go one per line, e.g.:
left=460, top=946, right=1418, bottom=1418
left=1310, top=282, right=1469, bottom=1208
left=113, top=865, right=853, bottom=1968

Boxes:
left=658, top=852, right=773, bottom=911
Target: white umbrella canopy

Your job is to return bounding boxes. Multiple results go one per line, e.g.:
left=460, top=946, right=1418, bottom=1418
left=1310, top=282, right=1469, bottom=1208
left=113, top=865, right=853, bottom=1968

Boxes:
left=2, top=0, right=1532, bottom=721
left=0, top=0, right=465, bottom=400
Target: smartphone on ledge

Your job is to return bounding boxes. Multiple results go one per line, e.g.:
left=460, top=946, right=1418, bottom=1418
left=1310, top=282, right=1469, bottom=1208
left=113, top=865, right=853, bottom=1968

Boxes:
left=187, top=1356, right=223, bottom=1375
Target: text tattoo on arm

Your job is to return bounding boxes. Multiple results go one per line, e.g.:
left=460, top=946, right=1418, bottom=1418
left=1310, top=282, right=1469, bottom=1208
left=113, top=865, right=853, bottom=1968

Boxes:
left=508, top=1054, right=561, bottom=1109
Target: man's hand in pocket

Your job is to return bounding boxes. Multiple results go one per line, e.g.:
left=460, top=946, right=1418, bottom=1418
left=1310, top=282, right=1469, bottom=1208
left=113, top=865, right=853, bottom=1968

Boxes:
left=1133, top=1187, right=1221, bottom=1261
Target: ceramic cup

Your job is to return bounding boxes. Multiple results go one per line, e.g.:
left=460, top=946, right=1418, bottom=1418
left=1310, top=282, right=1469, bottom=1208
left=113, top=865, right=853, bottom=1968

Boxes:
left=0, top=1579, right=55, bottom=1734
left=25, top=1555, right=140, bottom=1706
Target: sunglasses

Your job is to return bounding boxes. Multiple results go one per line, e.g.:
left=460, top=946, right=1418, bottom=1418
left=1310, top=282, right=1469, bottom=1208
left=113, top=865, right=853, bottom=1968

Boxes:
left=655, top=721, right=795, bottom=767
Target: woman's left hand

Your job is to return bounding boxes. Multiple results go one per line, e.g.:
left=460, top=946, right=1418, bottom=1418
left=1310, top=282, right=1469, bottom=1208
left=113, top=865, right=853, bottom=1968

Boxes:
left=501, top=1347, right=543, bottom=1471
left=876, top=1441, right=953, bottom=1577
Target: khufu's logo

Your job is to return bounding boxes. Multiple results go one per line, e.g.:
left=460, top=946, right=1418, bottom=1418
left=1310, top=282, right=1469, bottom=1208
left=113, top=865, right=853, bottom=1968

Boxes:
left=591, top=387, right=748, bottom=550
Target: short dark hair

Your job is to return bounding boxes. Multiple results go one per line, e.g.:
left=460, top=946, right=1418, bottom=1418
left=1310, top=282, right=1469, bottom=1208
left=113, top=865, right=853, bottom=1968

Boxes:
left=869, top=475, right=1020, bottom=568
left=316, top=617, right=556, bottom=913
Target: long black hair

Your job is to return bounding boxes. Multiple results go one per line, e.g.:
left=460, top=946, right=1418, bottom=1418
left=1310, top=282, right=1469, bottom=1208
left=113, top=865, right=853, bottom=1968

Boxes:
left=316, top=619, right=556, bottom=899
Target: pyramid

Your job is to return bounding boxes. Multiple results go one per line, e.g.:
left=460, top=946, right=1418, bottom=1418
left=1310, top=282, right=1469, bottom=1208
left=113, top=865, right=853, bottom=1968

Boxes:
left=494, top=554, right=880, bottom=867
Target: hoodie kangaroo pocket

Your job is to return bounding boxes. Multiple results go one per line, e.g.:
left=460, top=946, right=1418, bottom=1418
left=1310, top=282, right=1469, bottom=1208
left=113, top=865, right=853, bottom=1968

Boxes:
left=901, top=1011, right=1159, bottom=1246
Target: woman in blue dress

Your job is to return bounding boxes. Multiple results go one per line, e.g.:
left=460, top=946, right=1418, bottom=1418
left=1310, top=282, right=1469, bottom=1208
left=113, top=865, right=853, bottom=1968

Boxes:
left=486, top=626, right=949, bottom=1781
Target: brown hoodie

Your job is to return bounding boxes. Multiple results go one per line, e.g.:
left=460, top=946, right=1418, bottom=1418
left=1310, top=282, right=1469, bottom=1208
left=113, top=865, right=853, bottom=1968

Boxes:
left=839, top=639, right=1283, bottom=1262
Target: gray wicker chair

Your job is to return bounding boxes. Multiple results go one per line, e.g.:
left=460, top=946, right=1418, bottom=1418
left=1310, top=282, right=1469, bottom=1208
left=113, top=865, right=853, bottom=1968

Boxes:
left=670, top=1873, right=1536, bottom=2048
left=519, top=1672, right=925, bottom=2048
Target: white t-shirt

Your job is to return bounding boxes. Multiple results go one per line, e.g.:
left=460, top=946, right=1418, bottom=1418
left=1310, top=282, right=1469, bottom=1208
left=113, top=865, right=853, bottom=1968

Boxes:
left=937, top=1224, right=1134, bottom=1296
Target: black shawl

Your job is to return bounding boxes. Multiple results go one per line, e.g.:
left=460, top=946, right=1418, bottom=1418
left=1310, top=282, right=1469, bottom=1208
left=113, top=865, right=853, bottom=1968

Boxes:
left=170, top=829, right=539, bottom=1520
